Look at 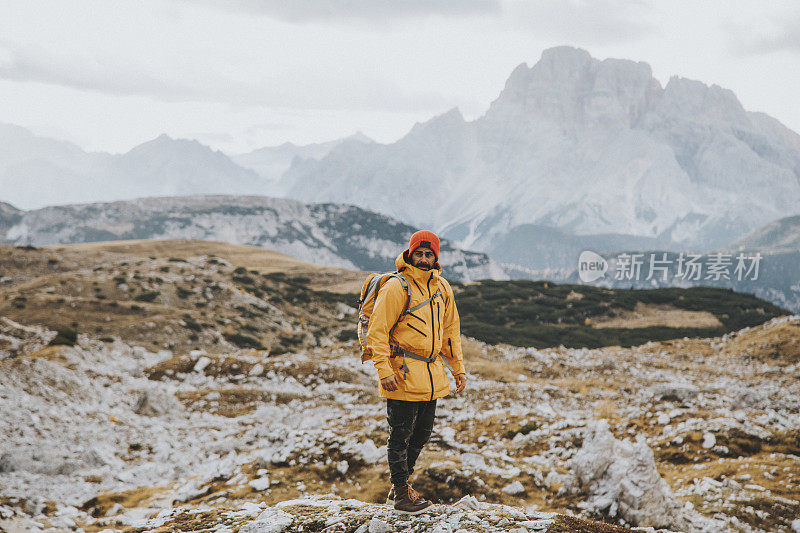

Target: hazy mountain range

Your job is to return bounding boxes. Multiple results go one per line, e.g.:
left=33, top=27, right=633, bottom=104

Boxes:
left=231, top=132, right=373, bottom=182
left=0, top=124, right=376, bottom=212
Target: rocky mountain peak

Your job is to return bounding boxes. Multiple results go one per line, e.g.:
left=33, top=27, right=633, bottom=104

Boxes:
left=0, top=201, right=22, bottom=232
left=536, top=45, right=594, bottom=76
left=658, top=76, right=748, bottom=125
left=126, top=134, right=210, bottom=158
left=486, top=46, right=661, bottom=129
left=406, top=107, right=466, bottom=138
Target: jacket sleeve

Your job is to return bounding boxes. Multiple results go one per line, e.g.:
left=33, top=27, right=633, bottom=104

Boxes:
left=440, top=280, right=466, bottom=376
left=366, top=277, right=406, bottom=381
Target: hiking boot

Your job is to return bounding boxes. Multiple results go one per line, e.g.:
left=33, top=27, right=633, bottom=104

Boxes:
left=392, top=484, right=432, bottom=514
left=387, top=483, right=429, bottom=506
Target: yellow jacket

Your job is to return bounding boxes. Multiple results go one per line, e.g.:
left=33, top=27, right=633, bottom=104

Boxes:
left=366, top=251, right=466, bottom=401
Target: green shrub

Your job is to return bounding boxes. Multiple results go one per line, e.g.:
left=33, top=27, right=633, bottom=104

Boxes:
left=223, top=332, right=265, bottom=350
left=278, top=333, right=304, bottom=347
left=336, top=329, right=357, bottom=341
left=504, top=421, right=541, bottom=439
left=456, top=281, right=785, bottom=349
left=134, top=291, right=159, bottom=303
left=49, top=328, right=78, bottom=346
left=176, top=286, right=194, bottom=299
left=182, top=317, right=203, bottom=332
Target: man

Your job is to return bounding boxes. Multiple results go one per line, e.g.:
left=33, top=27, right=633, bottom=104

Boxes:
left=366, top=230, right=467, bottom=514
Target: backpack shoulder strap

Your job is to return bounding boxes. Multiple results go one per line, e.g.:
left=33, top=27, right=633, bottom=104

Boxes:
left=387, top=272, right=411, bottom=337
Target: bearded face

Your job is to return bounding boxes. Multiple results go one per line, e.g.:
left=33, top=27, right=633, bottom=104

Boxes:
left=410, top=247, right=436, bottom=270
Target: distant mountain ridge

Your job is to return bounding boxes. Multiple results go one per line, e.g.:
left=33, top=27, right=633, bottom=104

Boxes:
left=725, top=214, right=800, bottom=255
left=277, top=46, right=800, bottom=263
left=0, top=124, right=267, bottom=210
left=0, top=125, right=365, bottom=212
left=232, top=132, right=372, bottom=181
left=0, top=195, right=507, bottom=283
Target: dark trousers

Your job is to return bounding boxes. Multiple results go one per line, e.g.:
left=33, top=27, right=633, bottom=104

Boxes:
left=386, top=398, right=437, bottom=486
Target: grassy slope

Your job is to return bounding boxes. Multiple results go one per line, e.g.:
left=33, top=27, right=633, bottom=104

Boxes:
left=0, top=241, right=355, bottom=355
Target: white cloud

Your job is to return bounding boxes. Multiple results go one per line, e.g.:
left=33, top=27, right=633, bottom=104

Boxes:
left=185, top=0, right=501, bottom=23
left=0, top=46, right=13, bottom=69
left=0, top=41, right=193, bottom=100
left=504, top=0, right=656, bottom=45
left=728, top=13, right=800, bottom=55
left=0, top=39, right=454, bottom=113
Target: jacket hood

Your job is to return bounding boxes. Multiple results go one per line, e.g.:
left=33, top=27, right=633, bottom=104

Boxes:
left=395, top=250, right=441, bottom=283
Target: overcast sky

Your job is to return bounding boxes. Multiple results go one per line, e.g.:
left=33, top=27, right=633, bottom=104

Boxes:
left=1, top=0, right=798, bottom=154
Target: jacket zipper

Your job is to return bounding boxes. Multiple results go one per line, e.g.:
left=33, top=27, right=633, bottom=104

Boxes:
left=436, top=302, right=441, bottom=340
left=426, top=273, right=435, bottom=401
left=426, top=275, right=435, bottom=357
left=411, top=279, right=424, bottom=294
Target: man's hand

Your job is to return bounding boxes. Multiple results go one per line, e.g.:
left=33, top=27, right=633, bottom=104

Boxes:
left=381, top=374, right=400, bottom=391
left=454, top=373, right=467, bottom=393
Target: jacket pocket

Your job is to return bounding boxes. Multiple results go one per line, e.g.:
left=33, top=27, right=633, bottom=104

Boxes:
left=394, top=356, right=432, bottom=394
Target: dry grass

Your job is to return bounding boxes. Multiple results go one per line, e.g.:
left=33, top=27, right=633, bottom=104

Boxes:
left=48, top=239, right=365, bottom=293
left=145, top=354, right=364, bottom=388
left=592, top=302, right=722, bottom=329
left=176, top=387, right=299, bottom=416
left=23, top=345, right=67, bottom=363
left=593, top=399, right=618, bottom=421
left=0, top=240, right=353, bottom=355
left=544, top=377, right=622, bottom=396
left=263, top=360, right=364, bottom=385
left=460, top=337, right=531, bottom=382
left=720, top=319, right=800, bottom=363
left=80, top=486, right=165, bottom=518
left=548, top=514, right=629, bottom=532
left=647, top=317, right=800, bottom=366
left=147, top=509, right=242, bottom=533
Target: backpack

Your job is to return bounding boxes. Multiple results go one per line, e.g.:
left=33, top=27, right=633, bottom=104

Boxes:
left=356, top=271, right=410, bottom=362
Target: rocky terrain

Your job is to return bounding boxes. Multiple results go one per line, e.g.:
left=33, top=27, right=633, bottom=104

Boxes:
left=1, top=242, right=799, bottom=532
